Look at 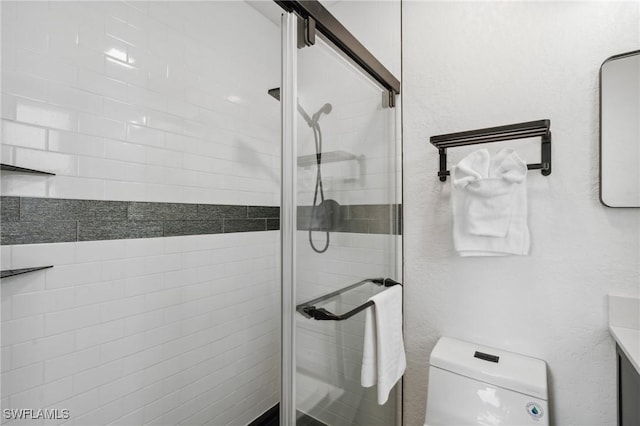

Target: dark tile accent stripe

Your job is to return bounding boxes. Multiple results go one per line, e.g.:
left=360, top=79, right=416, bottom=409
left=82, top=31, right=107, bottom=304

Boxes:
left=297, top=203, right=402, bottom=235
left=223, top=219, right=266, bottom=233
left=2, top=221, right=77, bottom=245
left=0, top=197, right=402, bottom=245
left=128, top=202, right=198, bottom=221
left=1, top=197, right=279, bottom=245
left=1, top=197, right=19, bottom=222
left=164, top=220, right=222, bottom=237
left=247, top=206, right=279, bottom=218
left=21, top=197, right=128, bottom=221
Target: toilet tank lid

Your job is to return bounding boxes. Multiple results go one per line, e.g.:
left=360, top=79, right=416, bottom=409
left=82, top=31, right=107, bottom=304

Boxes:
left=430, top=337, right=548, bottom=400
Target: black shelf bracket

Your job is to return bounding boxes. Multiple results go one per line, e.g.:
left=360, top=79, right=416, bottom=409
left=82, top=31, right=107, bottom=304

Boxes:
left=1, top=266, right=53, bottom=279
left=430, top=119, right=552, bottom=182
left=296, top=277, right=401, bottom=321
left=1, top=163, right=55, bottom=176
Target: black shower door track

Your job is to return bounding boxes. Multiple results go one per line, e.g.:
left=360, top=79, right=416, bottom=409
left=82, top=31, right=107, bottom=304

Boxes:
left=273, top=0, right=401, bottom=96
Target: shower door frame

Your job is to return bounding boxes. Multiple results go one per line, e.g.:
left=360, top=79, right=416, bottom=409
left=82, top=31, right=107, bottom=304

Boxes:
left=277, top=2, right=402, bottom=425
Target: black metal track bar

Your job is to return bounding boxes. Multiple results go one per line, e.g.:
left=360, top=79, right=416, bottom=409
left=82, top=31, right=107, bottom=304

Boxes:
left=274, top=0, right=401, bottom=95
left=430, top=120, right=550, bottom=148
left=296, top=277, right=401, bottom=321
left=431, top=120, right=552, bottom=182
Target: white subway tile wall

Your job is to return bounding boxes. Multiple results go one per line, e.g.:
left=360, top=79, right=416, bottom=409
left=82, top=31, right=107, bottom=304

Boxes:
left=1, top=232, right=279, bottom=425
left=1, top=1, right=282, bottom=425
left=1, top=1, right=281, bottom=206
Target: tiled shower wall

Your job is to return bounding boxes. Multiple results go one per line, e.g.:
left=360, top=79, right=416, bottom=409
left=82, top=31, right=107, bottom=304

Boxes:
left=1, top=232, right=279, bottom=425
left=1, top=1, right=280, bottom=205
left=1, top=1, right=282, bottom=425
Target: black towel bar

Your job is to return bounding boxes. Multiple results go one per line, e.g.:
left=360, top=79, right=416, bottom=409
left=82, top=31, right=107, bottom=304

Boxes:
left=430, top=119, right=552, bottom=182
left=296, top=277, right=401, bottom=321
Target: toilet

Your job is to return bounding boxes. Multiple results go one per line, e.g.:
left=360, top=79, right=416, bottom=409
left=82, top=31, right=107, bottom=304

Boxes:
left=425, top=337, right=549, bottom=426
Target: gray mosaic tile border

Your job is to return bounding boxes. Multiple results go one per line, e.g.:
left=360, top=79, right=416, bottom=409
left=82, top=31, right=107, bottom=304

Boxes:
left=0, top=197, right=279, bottom=245
left=0, top=197, right=402, bottom=245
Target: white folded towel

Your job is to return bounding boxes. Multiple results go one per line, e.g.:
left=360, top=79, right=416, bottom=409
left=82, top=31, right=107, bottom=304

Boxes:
left=361, top=285, right=406, bottom=404
left=451, top=148, right=530, bottom=256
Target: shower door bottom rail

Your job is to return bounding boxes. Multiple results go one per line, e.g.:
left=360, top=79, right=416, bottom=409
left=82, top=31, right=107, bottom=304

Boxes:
left=296, top=277, right=401, bottom=321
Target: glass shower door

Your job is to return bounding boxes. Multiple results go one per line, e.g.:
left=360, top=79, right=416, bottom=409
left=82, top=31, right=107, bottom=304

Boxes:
left=292, top=34, right=401, bottom=426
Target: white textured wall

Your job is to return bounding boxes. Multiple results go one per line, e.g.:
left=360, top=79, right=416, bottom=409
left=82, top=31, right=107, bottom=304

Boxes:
left=403, top=2, right=639, bottom=425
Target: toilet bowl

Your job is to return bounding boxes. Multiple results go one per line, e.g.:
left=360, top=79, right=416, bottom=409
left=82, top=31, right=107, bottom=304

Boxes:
left=424, top=337, right=549, bottom=426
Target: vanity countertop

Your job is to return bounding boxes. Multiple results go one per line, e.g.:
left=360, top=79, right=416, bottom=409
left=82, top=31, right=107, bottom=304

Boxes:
left=609, top=325, right=640, bottom=374
left=608, top=295, right=640, bottom=374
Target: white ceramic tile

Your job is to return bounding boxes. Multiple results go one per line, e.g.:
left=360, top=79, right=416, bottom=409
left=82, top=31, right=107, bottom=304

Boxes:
left=123, top=310, right=164, bottom=335
left=146, top=111, right=183, bottom=134
left=44, top=347, right=102, bottom=384
left=78, top=70, right=128, bottom=101
left=48, top=83, right=104, bottom=116
left=75, top=240, right=127, bottom=264
left=103, top=98, right=148, bottom=126
left=10, top=332, right=75, bottom=369
left=11, top=287, right=68, bottom=320
left=45, top=306, right=101, bottom=336
left=13, top=49, right=78, bottom=86
left=127, top=86, right=167, bottom=112
left=15, top=98, right=78, bottom=131
left=14, top=148, right=78, bottom=176
left=12, top=243, right=76, bottom=269
left=1, top=120, right=47, bottom=150
left=1, top=363, right=44, bottom=398
left=1, top=94, right=17, bottom=121
left=105, top=57, right=147, bottom=88
left=2, top=71, right=49, bottom=104
left=106, top=17, right=146, bottom=48
left=11, top=4, right=48, bottom=54
left=72, top=359, right=124, bottom=395
left=1, top=346, right=11, bottom=373
left=10, top=376, right=74, bottom=409
left=49, top=176, right=105, bottom=200
left=103, top=139, right=147, bottom=163
left=49, top=130, right=105, bottom=158
left=75, top=320, right=124, bottom=351
left=1, top=315, right=45, bottom=346
left=78, top=113, right=126, bottom=140
left=78, top=156, right=127, bottom=180
left=0, top=173, right=48, bottom=197
left=45, top=263, right=103, bottom=290
left=104, top=180, right=146, bottom=201
left=126, top=123, right=165, bottom=148
left=100, top=295, right=145, bottom=323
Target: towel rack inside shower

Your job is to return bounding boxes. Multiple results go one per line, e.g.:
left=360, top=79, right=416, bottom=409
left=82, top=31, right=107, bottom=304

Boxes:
left=297, top=277, right=401, bottom=321
left=430, top=119, right=552, bottom=182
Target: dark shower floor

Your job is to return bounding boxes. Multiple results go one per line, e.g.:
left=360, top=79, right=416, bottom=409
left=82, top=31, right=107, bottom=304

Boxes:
left=250, top=405, right=327, bottom=426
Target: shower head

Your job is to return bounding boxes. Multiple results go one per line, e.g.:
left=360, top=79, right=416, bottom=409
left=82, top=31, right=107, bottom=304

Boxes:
left=312, top=103, right=332, bottom=123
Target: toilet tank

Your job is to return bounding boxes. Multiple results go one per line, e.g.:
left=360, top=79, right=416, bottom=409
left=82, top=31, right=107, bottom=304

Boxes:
left=425, top=337, right=549, bottom=426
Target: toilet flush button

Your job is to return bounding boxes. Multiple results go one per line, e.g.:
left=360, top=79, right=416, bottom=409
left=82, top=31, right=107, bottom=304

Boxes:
left=526, top=402, right=544, bottom=420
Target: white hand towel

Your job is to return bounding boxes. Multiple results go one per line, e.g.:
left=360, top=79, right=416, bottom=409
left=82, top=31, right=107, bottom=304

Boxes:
left=451, top=148, right=529, bottom=256
left=361, top=285, right=406, bottom=404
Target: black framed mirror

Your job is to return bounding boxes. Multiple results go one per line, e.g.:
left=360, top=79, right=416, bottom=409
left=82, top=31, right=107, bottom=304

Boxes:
left=600, top=49, right=640, bottom=208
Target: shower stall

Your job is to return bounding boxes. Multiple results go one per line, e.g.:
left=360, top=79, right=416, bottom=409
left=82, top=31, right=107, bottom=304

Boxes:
left=0, top=1, right=401, bottom=425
